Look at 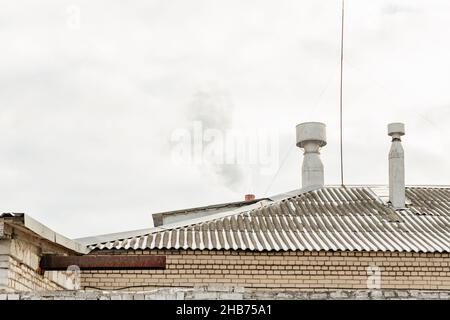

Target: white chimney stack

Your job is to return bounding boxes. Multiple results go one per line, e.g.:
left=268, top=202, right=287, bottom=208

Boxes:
left=296, top=122, right=327, bottom=189
left=388, top=122, right=406, bottom=209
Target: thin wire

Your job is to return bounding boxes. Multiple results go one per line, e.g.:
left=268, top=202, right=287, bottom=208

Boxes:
left=339, top=0, right=345, bottom=187
left=263, top=70, right=340, bottom=195
left=313, top=67, right=339, bottom=110
left=264, top=144, right=295, bottom=195
left=84, top=284, right=193, bottom=291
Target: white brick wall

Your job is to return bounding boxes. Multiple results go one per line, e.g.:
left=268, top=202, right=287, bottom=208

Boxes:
left=0, top=248, right=10, bottom=291
left=0, top=268, right=8, bottom=289
left=0, top=238, right=76, bottom=292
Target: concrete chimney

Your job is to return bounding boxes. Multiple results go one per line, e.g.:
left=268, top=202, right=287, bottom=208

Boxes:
left=296, top=122, right=327, bottom=189
left=388, top=122, right=406, bottom=209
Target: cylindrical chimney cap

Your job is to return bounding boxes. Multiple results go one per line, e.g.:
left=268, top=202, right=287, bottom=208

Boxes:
left=296, top=122, right=327, bottom=148
left=388, top=123, right=405, bottom=137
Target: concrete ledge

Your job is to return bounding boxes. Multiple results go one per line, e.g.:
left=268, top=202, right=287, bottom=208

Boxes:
left=1, top=287, right=450, bottom=300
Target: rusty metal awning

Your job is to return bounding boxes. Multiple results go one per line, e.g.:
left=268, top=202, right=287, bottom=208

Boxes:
left=40, top=255, right=166, bottom=270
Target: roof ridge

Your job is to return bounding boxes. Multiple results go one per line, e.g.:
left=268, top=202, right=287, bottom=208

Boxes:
left=87, top=186, right=377, bottom=245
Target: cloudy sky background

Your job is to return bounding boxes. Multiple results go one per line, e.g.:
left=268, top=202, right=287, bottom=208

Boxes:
left=1, top=0, right=449, bottom=238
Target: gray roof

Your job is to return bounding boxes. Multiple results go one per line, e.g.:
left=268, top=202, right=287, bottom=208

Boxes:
left=151, top=197, right=269, bottom=227
left=87, top=186, right=450, bottom=253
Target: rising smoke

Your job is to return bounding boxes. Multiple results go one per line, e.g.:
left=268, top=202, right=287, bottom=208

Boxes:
left=187, top=88, right=244, bottom=191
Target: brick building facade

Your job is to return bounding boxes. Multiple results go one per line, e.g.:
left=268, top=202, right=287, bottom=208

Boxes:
left=81, top=250, right=450, bottom=291
left=2, top=186, right=450, bottom=296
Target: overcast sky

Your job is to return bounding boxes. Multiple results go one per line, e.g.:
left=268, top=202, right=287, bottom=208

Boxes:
left=1, top=0, right=449, bottom=239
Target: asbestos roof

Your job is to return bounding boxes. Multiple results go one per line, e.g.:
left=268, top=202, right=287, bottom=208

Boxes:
left=86, top=186, right=450, bottom=253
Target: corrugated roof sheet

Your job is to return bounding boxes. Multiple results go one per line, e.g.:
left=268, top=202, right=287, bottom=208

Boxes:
left=88, top=187, right=450, bottom=253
